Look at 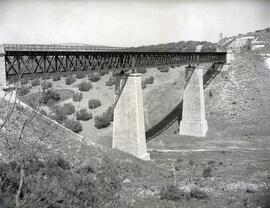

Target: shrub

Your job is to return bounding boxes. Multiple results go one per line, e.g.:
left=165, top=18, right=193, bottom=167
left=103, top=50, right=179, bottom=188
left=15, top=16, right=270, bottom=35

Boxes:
left=105, top=76, right=115, bottom=86
left=78, top=81, right=92, bottom=92
left=160, top=185, right=186, bottom=201
left=203, top=166, right=212, bottom=178
left=142, top=80, right=147, bottom=89
left=41, top=81, right=53, bottom=90
left=94, top=114, right=111, bottom=129
left=146, top=76, right=154, bottom=84
left=88, top=72, right=101, bottom=82
left=17, top=86, right=30, bottom=96
left=94, top=106, right=113, bottom=129
left=53, top=74, right=61, bottom=81
left=159, top=66, right=169, bottom=72
left=65, top=76, right=76, bottom=85
left=209, top=90, right=213, bottom=97
left=76, top=109, right=92, bottom=121
left=190, top=187, right=208, bottom=199
left=31, top=78, right=40, bottom=86
left=63, top=103, right=75, bottom=115
left=88, top=99, right=101, bottom=109
left=0, top=156, right=123, bottom=208
left=28, top=95, right=42, bottom=109
left=73, top=92, right=83, bottom=102
left=99, top=69, right=109, bottom=76
left=42, top=75, right=51, bottom=80
left=64, top=119, right=83, bottom=133
left=20, top=77, right=29, bottom=85
left=43, top=89, right=60, bottom=104
left=50, top=106, right=67, bottom=124
left=106, top=106, right=114, bottom=122
left=76, top=72, right=86, bottom=79
left=137, top=67, right=147, bottom=74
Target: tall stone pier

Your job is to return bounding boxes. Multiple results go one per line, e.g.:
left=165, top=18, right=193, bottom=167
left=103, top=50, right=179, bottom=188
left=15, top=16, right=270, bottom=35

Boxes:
left=179, top=66, right=208, bottom=137
left=0, top=46, right=6, bottom=88
left=113, top=73, right=150, bottom=160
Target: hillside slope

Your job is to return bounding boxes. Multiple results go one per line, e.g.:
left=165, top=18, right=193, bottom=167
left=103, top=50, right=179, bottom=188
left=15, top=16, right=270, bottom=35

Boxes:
left=0, top=97, right=171, bottom=207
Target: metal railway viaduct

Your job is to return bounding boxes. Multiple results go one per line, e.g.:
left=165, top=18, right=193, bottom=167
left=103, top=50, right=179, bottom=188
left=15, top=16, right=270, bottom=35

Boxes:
left=0, top=44, right=230, bottom=160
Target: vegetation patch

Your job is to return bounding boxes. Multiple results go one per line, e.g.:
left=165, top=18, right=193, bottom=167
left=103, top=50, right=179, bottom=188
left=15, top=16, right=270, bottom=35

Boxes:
left=158, top=66, right=169, bottom=72
left=41, top=81, right=53, bottom=90
left=76, top=72, right=86, bottom=79
left=88, top=72, right=101, bottom=82
left=78, top=81, right=93, bottom=92
left=160, top=184, right=186, bottom=201
left=17, top=86, right=30, bottom=96
left=64, top=119, right=83, bottom=133
left=76, top=109, right=92, bottom=121
left=137, top=67, right=147, bottom=74
left=105, top=76, right=115, bottom=86
left=0, top=155, right=122, bottom=208
left=94, top=106, right=113, bottom=129
left=62, top=103, right=75, bottom=115
left=65, top=76, right=77, bottom=85
left=31, top=78, right=40, bottom=86
left=88, top=99, right=101, bottom=109
left=73, top=92, right=83, bottom=102
left=53, top=74, right=61, bottom=81
left=20, top=77, right=29, bottom=85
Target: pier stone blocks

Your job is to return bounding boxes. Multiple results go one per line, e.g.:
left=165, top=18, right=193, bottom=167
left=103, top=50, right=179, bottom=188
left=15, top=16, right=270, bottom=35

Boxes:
left=113, top=73, right=150, bottom=160
left=0, top=46, right=6, bottom=87
left=179, top=66, right=208, bottom=137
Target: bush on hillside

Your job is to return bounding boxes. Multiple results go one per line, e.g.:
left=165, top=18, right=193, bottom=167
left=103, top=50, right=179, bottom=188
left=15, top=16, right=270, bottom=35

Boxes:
left=78, top=81, right=92, bottom=92
left=160, top=184, right=186, bottom=201
left=76, top=109, right=92, bottom=121
left=105, top=76, right=115, bottom=86
left=42, top=75, right=51, bottom=80
left=65, top=76, right=76, bottom=85
left=146, top=76, right=154, bottom=84
left=17, top=86, right=30, bottom=96
left=43, top=89, right=60, bottom=104
left=88, top=99, right=101, bottom=109
left=159, top=66, right=169, bottom=72
left=63, top=103, right=75, bottom=115
left=88, top=72, right=101, bottom=82
left=50, top=106, right=67, bottom=124
left=41, top=81, right=53, bottom=90
left=99, top=69, right=109, bottom=76
left=20, top=77, right=29, bottom=85
left=94, top=114, right=111, bottom=129
left=73, top=92, right=83, bottom=102
left=76, top=72, right=86, bottom=79
left=27, top=96, right=42, bottom=109
left=141, top=80, right=147, bottom=89
left=0, top=156, right=123, bottom=208
left=64, top=119, right=83, bottom=133
left=137, top=67, right=147, bottom=74
left=94, top=106, right=114, bottom=129
left=31, top=78, right=40, bottom=86
left=53, top=74, right=61, bottom=81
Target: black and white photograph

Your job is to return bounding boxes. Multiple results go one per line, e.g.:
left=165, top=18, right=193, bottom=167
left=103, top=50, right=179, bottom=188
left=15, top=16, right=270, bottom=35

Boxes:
left=0, top=0, right=270, bottom=207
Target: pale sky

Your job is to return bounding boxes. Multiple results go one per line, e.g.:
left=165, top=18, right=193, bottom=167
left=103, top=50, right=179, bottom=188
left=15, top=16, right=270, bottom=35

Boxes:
left=0, top=0, right=269, bottom=47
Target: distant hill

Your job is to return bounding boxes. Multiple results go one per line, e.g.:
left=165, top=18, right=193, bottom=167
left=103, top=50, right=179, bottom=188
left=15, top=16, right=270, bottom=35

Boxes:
left=125, top=40, right=217, bottom=52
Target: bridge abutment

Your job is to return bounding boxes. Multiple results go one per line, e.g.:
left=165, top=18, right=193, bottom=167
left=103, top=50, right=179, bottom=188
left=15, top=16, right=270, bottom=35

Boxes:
left=179, top=66, right=208, bottom=137
left=0, top=46, right=6, bottom=88
left=113, top=73, right=150, bottom=160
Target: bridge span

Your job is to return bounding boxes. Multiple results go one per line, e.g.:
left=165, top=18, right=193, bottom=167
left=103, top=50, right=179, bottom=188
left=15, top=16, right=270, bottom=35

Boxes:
left=0, top=44, right=230, bottom=160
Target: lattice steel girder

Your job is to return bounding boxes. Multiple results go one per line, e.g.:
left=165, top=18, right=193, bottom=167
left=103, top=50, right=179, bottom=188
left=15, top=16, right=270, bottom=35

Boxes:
left=4, top=51, right=226, bottom=78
